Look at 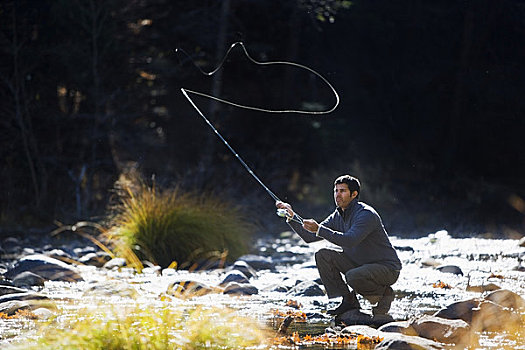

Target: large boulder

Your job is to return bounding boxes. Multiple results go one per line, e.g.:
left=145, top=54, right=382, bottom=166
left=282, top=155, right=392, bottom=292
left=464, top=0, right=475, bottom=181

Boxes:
left=406, top=315, right=476, bottom=347
left=470, top=300, right=522, bottom=332
left=5, top=254, right=83, bottom=282
left=433, top=298, right=481, bottom=323
left=342, top=325, right=445, bottom=350
left=484, top=289, right=525, bottom=310
left=435, top=297, right=522, bottom=333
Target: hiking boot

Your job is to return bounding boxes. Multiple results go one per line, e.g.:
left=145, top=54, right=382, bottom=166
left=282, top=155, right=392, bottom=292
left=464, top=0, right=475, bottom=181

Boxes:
left=327, top=301, right=360, bottom=315
left=372, top=286, right=394, bottom=316
left=327, top=293, right=360, bottom=315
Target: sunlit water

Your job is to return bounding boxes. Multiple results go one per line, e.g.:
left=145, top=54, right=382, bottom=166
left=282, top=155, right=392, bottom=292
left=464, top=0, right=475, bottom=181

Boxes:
left=1, top=231, right=524, bottom=349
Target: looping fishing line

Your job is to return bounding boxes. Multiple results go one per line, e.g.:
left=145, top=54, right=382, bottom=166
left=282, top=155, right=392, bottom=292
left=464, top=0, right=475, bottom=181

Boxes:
left=176, top=41, right=339, bottom=114
left=176, top=42, right=341, bottom=224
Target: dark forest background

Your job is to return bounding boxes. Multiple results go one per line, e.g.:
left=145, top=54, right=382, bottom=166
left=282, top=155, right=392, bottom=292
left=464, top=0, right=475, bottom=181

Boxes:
left=1, top=0, right=524, bottom=238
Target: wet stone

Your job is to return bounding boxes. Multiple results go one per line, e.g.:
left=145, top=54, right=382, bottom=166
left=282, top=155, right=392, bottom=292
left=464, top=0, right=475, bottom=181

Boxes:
left=287, top=280, right=325, bottom=297
left=5, top=254, right=83, bottom=282
left=231, top=260, right=257, bottom=278
left=168, top=280, right=215, bottom=296
left=0, top=286, right=28, bottom=296
left=484, top=289, right=525, bottom=310
left=436, top=264, right=463, bottom=275
left=103, top=257, right=127, bottom=269
left=78, top=252, right=112, bottom=267
left=0, top=300, right=31, bottom=315
left=45, top=249, right=74, bottom=261
left=220, top=271, right=249, bottom=286
left=223, top=282, right=258, bottom=295
left=13, top=271, right=46, bottom=288
left=434, top=298, right=481, bottom=323
left=406, top=314, right=475, bottom=346
left=375, top=333, right=445, bottom=350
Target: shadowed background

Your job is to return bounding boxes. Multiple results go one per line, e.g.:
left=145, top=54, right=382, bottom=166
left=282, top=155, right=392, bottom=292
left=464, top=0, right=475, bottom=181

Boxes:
left=1, top=0, right=524, bottom=238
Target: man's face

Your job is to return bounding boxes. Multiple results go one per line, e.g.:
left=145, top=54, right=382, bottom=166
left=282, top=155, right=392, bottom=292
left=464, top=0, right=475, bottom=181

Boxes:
left=334, top=183, right=356, bottom=210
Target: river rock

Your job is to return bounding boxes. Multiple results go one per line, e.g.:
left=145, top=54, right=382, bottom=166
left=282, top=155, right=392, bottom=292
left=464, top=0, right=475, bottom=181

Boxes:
left=78, top=252, right=112, bottom=267
left=375, top=333, right=445, bottom=350
left=13, top=271, right=46, bottom=288
left=518, top=236, right=525, bottom=247
left=287, top=280, right=325, bottom=297
left=45, top=248, right=74, bottom=261
left=230, top=260, right=257, bottom=278
left=220, top=271, right=249, bottom=286
left=341, top=324, right=384, bottom=337
left=406, top=315, right=475, bottom=347
left=103, top=257, right=127, bottom=269
left=0, top=292, right=49, bottom=303
left=484, top=289, right=525, bottom=310
left=5, top=254, right=83, bottom=282
left=0, top=286, right=28, bottom=296
left=223, top=282, right=258, bottom=295
left=84, top=280, right=138, bottom=298
left=0, top=300, right=32, bottom=315
left=32, top=307, right=54, bottom=319
left=379, top=320, right=416, bottom=335
left=168, top=280, right=215, bottom=296
left=436, top=265, right=463, bottom=275
left=471, top=300, right=522, bottom=332
left=434, top=298, right=480, bottom=323
left=466, top=283, right=500, bottom=293
left=236, top=255, right=274, bottom=270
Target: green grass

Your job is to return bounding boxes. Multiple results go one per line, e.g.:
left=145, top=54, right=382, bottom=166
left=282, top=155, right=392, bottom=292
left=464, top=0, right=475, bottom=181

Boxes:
left=10, top=305, right=268, bottom=350
left=107, top=180, right=253, bottom=268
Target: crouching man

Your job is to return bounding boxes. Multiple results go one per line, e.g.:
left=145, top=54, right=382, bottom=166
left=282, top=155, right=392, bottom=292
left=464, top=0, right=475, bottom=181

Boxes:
left=276, top=175, right=401, bottom=316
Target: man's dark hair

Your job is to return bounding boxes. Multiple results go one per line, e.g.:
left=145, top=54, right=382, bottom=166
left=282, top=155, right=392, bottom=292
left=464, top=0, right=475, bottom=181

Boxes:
left=334, top=175, right=361, bottom=194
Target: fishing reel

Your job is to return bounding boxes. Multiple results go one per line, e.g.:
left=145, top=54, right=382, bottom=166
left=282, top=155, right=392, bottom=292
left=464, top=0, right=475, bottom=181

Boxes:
left=276, top=208, right=292, bottom=219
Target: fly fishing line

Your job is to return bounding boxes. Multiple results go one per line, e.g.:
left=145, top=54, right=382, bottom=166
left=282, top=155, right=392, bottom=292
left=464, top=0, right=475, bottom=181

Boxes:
left=176, top=42, right=340, bottom=224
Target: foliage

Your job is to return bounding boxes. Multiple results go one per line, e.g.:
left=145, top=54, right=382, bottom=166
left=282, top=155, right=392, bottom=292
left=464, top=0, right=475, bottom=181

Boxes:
left=106, top=178, right=252, bottom=268
left=9, top=305, right=267, bottom=350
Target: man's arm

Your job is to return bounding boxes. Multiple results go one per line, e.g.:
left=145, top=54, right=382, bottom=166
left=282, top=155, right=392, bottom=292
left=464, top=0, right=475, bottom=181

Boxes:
left=317, top=211, right=376, bottom=248
left=276, top=201, right=322, bottom=243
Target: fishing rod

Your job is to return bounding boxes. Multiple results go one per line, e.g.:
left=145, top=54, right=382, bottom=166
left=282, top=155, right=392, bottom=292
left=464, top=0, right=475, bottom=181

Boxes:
left=177, top=42, right=340, bottom=224
left=181, top=88, right=303, bottom=225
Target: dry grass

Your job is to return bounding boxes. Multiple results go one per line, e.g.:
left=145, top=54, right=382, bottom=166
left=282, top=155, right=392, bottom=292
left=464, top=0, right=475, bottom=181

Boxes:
left=106, top=178, right=253, bottom=268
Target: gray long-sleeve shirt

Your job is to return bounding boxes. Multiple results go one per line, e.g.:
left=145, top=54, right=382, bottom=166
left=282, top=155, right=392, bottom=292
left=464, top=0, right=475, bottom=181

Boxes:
left=288, top=200, right=402, bottom=271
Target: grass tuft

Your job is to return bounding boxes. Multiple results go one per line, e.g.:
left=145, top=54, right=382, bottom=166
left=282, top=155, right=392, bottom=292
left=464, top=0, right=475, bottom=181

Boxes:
left=106, top=178, right=253, bottom=268
left=9, top=305, right=268, bottom=350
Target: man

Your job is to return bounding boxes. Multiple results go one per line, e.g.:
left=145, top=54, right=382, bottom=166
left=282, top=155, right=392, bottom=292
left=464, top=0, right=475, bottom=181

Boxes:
left=276, top=175, right=401, bottom=317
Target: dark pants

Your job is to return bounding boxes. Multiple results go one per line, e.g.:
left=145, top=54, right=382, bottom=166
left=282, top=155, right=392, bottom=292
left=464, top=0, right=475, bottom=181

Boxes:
left=315, top=248, right=400, bottom=303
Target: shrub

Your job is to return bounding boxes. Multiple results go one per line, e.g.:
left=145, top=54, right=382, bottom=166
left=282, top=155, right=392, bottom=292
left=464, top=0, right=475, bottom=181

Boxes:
left=107, top=179, right=252, bottom=268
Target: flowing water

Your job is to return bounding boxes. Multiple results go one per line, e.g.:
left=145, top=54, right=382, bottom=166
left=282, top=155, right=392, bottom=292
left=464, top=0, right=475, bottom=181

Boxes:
left=1, top=230, right=524, bottom=349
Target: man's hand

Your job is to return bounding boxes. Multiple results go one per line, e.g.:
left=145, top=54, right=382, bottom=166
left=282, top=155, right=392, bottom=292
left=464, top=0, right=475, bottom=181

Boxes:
left=275, top=201, right=294, bottom=219
left=303, top=219, right=319, bottom=233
